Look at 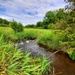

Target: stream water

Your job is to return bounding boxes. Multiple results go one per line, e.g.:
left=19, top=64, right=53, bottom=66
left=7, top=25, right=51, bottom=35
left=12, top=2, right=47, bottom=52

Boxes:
left=18, top=40, right=75, bottom=75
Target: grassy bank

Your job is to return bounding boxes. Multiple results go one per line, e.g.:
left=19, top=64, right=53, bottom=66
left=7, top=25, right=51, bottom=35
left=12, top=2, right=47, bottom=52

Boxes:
left=0, top=34, right=51, bottom=75
left=0, top=27, right=75, bottom=60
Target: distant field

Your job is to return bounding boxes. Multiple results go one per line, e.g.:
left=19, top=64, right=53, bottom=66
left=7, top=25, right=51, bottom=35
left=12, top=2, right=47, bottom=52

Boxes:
left=0, top=27, right=56, bottom=40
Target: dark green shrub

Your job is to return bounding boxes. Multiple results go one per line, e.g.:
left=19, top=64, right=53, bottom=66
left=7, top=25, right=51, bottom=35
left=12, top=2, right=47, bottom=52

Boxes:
left=17, top=22, right=23, bottom=32
left=48, top=23, right=55, bottom=29
left=70, top=50, right=75, bottom=60
left=55, top=20, right=68, bottom=30
left=11, top=21, right=23, bottom=33
left=11, top=21, right=18, bottom=32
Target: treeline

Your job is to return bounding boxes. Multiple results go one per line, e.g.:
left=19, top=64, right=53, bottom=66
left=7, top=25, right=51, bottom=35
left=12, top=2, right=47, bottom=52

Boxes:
left=25, top=0, right=75, bottom=30
left=25, top=8, right=75, bottom=30
left=0, top=18, right=24, bottom=28
left=0, top=18, right=10, bottom=27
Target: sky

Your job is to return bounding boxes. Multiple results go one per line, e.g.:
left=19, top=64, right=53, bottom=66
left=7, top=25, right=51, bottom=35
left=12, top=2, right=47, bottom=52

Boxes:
left=0, top=0, right=67, bottom=25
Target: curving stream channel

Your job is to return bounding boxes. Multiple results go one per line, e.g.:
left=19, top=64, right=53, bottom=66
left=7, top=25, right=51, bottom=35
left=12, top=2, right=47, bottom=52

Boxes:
left=18, top=40, right=75, bottom=75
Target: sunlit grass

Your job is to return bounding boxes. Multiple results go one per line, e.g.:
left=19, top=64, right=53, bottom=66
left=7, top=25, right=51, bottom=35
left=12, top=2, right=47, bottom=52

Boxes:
left=0, top=35, right=51, bottom=75
left=0, top=27, right=75, bottom=60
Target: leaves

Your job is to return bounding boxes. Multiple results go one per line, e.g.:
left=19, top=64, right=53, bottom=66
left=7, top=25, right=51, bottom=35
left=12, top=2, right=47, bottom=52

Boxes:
left=0, top=35, right=51, bottom=75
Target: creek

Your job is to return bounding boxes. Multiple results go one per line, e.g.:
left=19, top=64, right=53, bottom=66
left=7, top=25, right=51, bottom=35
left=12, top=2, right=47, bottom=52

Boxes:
left=18, top=40, right=75, bottom=75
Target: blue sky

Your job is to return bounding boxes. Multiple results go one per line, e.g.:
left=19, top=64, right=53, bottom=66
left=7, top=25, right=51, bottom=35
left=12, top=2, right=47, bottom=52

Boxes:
left=0, top=0, right=67, bottom=25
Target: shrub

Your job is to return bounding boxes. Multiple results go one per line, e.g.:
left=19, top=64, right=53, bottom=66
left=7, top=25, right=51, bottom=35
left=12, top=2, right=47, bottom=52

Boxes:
left=11, top=21, right=23, bottom=33
left=70, top=50, right=75, bottom=60
left=48, top=23, right=55, bottom=29
left=17, top=22, right=23, bottom=32
left=55, top=20, right=68, bottom=30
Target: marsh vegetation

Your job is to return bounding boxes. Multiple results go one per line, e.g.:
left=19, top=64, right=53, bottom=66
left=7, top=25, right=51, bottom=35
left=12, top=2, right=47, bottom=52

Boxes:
left=0, top=0, right=75, bottom=75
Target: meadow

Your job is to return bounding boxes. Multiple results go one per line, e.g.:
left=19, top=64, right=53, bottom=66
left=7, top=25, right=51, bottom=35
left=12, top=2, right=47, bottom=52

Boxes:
left=0, top=27, right=75, bottom=60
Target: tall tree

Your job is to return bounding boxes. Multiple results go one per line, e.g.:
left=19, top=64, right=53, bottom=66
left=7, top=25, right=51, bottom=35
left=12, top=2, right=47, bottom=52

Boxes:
left=36, top=21, right=43, bottom=27
left=65, top=0, right=75, bottom=11
left=56, top=9, right=65, bottom=20
left=44, top=11, right=56, bottom=24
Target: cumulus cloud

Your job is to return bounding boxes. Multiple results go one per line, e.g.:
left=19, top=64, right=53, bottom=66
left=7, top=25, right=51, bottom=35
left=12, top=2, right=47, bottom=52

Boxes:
left=0, top=0, right=67, bottom=25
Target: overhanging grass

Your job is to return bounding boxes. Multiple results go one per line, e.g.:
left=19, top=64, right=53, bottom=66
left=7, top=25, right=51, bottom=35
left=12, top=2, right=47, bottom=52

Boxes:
left=37, top=31, right=60, bottom=50
left=0, top=35, right=51, bottom=75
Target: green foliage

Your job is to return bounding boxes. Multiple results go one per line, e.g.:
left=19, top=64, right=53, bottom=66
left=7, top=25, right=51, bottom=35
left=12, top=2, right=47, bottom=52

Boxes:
left=36, top=21, right=43, bottom=27
left=0, top=18, right=9, bottom=27
left=56, top=9, right=65, bottom=20
left=70, top=50, right=75, bottom=60
left=0, top=35, right=51, bottom=75
left=0, top=27, right=17, bottom=41
left=16, top=32, right=25, bottom=40
left=24, top=30, right=36, bottom=39
left=0, top=27, right=75, bottom=60
left=55, top=20, right=68, bottom=30
left=65, top=0, right=75, bottom=11
left=17, top=22, right=23, bottom=32
left=11, top=20, right=23, bottom=33
left=44, top=11, right=56, bottom=24
left=48, top=23, right=55, bottom=29
left=11, top=21, right=18, bottom=32
left=37, top=31, right=60, bottom=50
left=25, top=24, right=35, bottom=28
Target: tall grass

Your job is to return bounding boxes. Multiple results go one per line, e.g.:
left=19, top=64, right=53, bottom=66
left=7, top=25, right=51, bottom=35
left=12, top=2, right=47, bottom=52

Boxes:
left=0, top=35, right=51, bottom=75
left=0, top=27, right=17, bottom=41
left=0, top=27, right=75, bottom=60
left=37, top=31, right=60, bottom=50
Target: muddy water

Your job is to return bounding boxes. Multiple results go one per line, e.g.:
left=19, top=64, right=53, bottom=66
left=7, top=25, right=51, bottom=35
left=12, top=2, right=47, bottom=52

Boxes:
left=18, top=40, right=75, bottom=75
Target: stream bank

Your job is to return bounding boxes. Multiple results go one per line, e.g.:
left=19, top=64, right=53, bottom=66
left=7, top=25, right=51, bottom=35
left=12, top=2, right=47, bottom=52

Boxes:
left=18, top=40, right=75, bottom=75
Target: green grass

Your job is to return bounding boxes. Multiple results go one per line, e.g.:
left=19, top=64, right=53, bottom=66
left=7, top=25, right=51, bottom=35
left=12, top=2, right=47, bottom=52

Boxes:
left=37, top=31, right=60, bottom=50
left=0, top=27, right=75, bottom=60
left=0, top=35, right=51, bottom=75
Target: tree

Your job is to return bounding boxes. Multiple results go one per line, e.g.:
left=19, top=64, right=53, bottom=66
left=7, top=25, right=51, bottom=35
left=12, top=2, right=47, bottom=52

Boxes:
left=17, top=22, right=23, bottom=32
left=11, top=20, right=18, bottom=32
left=55, top=19, right=68, bottom=30
left=0, top=18, right=9, bottom=27
left=65, top=0, right=75, bottom=11
left=44, top=11, right=56, bottom=24
left=48, top=23, right=55, bottom=29
left=25, top=24, right=35, bottom=28
left=56, top=9, right=65, bottom=20
left=0, top=18, right=2, bottom=24
left=64, top=0, right=75, bottom=30
left=36, top=21, right=43, bottom=27
left=11, top=20, right=23, bottom=33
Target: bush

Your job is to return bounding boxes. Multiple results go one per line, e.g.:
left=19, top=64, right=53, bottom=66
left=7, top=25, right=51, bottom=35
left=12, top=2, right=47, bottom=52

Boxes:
left=48, top=23, right=55, bottom=29
left=11, top=21, right=23, bottom=33
left=70, top=50, right=75, bottom=60
left=55, top=20, right=68, bottom=30
left=17, top=22, right=23, bottom=32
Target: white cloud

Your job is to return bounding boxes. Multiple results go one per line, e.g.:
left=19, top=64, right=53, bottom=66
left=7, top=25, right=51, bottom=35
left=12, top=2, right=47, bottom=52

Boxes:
left=0, top=0, right=67, bottom=25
